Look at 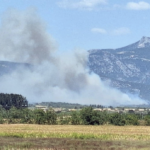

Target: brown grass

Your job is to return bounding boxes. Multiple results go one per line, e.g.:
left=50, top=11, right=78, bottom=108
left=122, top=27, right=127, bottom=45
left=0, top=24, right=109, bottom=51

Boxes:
left=0, top=137, right=150, bottom=150
left=1, top=124, right=150, bottom=140
left=0, top=124, right=150, bottom=149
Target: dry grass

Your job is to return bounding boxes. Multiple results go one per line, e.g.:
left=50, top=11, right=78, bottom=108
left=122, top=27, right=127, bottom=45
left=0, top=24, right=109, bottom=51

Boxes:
left=0, top=124, right=150, bottom=140
left=0, top=137, right=150, bottom=150
left=0, top=125, right=150, bottom=149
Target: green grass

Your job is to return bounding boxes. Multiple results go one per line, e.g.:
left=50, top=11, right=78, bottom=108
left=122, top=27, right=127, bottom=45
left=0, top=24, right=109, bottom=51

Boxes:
left=1, top=132, right=150, bottom=141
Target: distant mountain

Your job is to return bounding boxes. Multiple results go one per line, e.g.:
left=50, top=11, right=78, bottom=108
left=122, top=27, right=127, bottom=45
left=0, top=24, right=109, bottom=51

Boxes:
left=0, top=61, right=31, bottom=75
left=1, top=37, right=150, bottom=102
left=88, top=36, right=150, bottom=101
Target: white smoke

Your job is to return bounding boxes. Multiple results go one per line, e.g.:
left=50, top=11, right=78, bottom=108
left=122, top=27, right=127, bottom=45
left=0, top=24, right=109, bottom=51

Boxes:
left=0, top=9, right=56, bottom=64
left=0, top=9, right=147, bottom=106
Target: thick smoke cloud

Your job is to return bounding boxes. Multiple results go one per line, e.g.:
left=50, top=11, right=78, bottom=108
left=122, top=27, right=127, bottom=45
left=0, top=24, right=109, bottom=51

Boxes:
left=0, top=9, right=147, bottom=106
left=0, top=9, right=56, bottom=64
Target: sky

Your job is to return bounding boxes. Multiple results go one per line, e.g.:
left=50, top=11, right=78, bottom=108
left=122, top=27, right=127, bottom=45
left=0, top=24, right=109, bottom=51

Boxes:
left=0, top=0, right=150, bottom=52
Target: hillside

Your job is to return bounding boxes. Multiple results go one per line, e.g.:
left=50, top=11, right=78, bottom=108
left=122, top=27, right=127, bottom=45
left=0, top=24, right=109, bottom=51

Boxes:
left=0, top=61, right=31, bottom=76
left=88, top=36, right=150, bottom=101
left=1, top=37, right=150, bottom=102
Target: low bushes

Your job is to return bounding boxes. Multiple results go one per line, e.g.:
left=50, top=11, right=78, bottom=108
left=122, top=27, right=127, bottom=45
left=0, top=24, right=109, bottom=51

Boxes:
left=0, top=106, right=147, bottom=126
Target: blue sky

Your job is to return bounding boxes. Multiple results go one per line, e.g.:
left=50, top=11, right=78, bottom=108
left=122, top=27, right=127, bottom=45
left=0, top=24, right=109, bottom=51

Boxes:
left=0, top=0, right=150, bottom=52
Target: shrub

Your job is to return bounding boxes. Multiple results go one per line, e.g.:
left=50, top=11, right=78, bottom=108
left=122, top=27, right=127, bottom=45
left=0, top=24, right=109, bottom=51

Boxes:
left=109, top=113, right=126, bottom=126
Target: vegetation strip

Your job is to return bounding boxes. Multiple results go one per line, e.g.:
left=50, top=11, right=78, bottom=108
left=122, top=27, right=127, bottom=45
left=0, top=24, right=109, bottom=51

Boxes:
left=1, top=132, right=150, bottom=140
left=0, top=106, right=148, bottom=126
left=0, top=124, right=150, bottom=140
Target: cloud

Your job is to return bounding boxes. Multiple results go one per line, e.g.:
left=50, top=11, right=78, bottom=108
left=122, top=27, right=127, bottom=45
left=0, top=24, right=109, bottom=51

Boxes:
left=112, top=27, right=130, bottom=35
left=91, top=28, right=107, bottom=34
left=57, top=0, right=107, bottom=10
left=91, top=27, right=130, bottom=36
left=126, top=1, right=150, bottom=10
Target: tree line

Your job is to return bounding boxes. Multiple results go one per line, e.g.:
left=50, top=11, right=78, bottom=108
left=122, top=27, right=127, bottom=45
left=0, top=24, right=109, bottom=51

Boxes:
left=0, top=106, right=150, bottom=125
left=0, top=93, right=28, bottom=109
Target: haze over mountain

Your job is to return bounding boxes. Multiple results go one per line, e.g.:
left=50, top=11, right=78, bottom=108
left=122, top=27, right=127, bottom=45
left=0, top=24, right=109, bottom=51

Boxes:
left=0, top=9, right=147, bottom=106
left=89, top=36, right=150, bottom=101
left=0, top=36, right=150, bottom=104
left=0, top=61, right=31, bottom=76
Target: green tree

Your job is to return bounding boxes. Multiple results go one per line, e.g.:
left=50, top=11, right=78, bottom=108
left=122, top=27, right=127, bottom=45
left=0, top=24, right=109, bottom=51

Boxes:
left=109, top=113, right=126, bottom=126
left=124, top=114, right=139, bottom=125
left=45, top=109, right=57, bottom=125
left=80, top=107, right=93, bottom=125
left=144, top=114, right=150, bottom=126
left=34, top=109, right=46, bottom=124
left=80, top=107, right=107, bottom=125
left=20, top=108, right=34, bottom=124
left=70, top=111, right=81, bottom=125
left=91, top=111, right=107, bottom=125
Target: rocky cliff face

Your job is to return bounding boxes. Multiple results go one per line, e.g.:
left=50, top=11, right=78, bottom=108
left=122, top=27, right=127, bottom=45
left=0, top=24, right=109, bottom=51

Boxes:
left=88, top=37, right=150, bottom=101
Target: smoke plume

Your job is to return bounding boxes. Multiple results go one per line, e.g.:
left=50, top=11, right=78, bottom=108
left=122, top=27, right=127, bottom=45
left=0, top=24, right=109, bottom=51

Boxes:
left=0, top=9, right=56, bottom=64
left=0, top=9, right=147, bottom=106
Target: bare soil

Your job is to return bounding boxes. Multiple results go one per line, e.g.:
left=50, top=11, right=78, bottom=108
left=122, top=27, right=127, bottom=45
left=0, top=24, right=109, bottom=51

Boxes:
left=0, top=137, right=150, bottom=150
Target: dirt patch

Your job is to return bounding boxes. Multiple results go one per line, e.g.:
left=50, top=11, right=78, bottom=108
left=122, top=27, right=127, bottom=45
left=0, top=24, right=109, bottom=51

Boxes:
left=0, top=137, right=150, bottom=150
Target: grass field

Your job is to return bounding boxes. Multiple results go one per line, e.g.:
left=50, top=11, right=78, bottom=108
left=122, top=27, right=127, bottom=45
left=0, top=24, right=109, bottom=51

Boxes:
left=1, top=124, right=150, bottom=149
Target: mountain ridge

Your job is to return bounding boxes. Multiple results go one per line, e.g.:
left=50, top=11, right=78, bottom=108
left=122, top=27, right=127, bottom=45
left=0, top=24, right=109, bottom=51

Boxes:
left=0, top=36, right=150, bottom=102
left=0, top=61, right=32, bottom=76
left=88, top=36, right=150, bottom=101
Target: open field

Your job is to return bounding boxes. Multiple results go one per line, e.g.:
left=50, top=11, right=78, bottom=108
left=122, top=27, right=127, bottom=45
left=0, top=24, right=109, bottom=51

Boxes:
left=1, top=124, right=150, bottom=140
left=1, top=124, right=150, bottom=149
left=1, top=137, right=150, bottom=150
